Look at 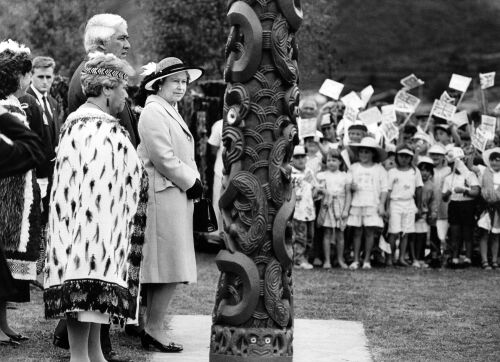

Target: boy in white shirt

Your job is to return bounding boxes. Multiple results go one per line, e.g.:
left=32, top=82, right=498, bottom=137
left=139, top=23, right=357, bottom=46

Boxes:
left=291, top=145, right=318, bottom=269
left=386, top=145, right=423, bottom=267
left=442, top=148, right=480, bottom=267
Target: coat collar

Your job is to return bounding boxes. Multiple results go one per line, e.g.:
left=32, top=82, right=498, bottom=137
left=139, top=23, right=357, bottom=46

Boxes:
left=145, top=94, right=192, bottom=136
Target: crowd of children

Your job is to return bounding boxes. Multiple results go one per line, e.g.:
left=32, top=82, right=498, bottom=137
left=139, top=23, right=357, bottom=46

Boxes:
left=291, top=98, right=500, bottom=271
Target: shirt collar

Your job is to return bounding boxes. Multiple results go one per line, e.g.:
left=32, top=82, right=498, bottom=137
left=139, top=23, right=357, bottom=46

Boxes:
left=30, top=85, right=46, bottom=100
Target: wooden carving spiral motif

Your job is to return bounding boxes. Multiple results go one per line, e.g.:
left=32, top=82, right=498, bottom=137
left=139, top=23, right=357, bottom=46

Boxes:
left=210, top=0, right=301, bottom=360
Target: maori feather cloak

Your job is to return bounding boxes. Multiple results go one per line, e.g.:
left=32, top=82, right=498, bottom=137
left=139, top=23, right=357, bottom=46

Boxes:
left=43, top=108, right=148, bottom=321
left=0, top=95, right=41, bottom=280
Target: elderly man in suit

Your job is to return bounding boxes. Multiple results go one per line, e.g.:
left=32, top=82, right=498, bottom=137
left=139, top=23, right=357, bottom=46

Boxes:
left=67, top=13, right=139, bottom=147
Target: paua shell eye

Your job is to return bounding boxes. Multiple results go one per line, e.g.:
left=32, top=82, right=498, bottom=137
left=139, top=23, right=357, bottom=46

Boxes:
left=249, top=336, right=257, bottom=344
left=227, top=107, right=239, bottom=125
left=264, top=337, right=272, bottom=344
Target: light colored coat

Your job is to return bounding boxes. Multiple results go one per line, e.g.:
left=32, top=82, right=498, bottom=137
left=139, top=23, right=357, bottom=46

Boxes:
left=137, top=95, right=199, bottom=284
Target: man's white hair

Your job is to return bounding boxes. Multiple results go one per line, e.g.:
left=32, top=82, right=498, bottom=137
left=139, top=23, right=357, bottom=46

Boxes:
left=84, top=14, right=127, bottom=54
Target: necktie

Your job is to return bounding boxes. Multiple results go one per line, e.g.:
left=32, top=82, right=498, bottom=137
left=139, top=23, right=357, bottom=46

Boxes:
left=42, top=95, right=53, bottom=124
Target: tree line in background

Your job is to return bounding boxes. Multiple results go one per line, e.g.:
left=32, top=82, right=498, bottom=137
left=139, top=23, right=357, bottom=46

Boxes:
left=2, top=0, right=500, bottom=97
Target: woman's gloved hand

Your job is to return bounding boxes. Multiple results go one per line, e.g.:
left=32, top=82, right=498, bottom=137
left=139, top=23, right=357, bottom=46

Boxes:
left=186, top=179, right=203, bottom=200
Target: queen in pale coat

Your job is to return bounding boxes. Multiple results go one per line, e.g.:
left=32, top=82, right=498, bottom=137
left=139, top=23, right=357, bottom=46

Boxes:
left=137, top=57, right=204, bottom=353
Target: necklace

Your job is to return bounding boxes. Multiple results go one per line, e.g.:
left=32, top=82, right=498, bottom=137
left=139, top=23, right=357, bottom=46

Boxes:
left=86, top=100, right=107, bottom=113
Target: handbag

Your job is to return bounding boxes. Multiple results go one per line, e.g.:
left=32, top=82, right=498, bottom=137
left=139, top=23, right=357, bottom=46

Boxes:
left=193, top=195, right=218, bottom=233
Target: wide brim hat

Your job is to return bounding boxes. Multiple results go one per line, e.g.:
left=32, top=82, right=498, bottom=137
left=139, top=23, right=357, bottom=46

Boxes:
left=446, top=147, right=465, bottom=163
left=427, top=144, right=446, bottom=155
left=350, top=137, right=387, bottom=162
left=396, top=147, right=414, bottom=157
left=434, top=123, right=451, bottom=134
left=144, top=57, right=204, bottom=91
left=293, top=145, right=306, bottom=157
left=483, top=147, right=500, bottom=170
left=348, top=121, right=368, bottom=133
left=417, top=156, right=434, bottom=168
left=320, top=113, right=332, bottom=127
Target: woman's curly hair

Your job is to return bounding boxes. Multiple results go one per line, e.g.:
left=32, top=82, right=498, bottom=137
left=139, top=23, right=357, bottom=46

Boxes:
left=0, top=50, right=32, bottom=99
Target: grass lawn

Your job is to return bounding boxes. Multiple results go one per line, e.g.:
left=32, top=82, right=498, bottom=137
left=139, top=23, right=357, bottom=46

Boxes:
left=2, top=251, right=500, bottom=361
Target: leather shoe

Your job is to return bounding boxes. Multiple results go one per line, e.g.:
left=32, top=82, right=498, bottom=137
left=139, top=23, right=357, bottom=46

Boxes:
left=53, top=335, right=69, bottom=350
left=141, top=331, right=183, bottom=352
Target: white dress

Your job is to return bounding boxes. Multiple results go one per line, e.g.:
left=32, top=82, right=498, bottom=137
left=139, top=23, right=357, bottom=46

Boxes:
left=316, top=170, right=352, bottom=229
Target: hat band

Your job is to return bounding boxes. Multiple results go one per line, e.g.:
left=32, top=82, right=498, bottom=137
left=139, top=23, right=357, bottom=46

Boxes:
left=82, top=66, right=128, bottom=81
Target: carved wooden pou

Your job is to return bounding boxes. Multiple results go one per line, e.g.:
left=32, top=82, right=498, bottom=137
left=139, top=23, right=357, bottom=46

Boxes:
left=210, top=1, right=302, bottom=360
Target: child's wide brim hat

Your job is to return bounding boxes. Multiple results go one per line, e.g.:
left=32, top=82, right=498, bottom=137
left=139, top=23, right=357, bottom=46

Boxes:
left=434, top=123, right=451, bottom=134
left=446, top=147, right=465, bottom=163
left=350, top=137, right=387, bottom=162
left=483, top=147, right=500, bottom=170
left=427, top=144, right=446, bottom=155
left=396, top=147, right=414, bottom=157
left=293, top=145, right=306, bottom=157
left=348, top=121, right=368, bottom=133
left=417, top=156, right=434, bottom=168
left=143, top=57, right=204, bottom=91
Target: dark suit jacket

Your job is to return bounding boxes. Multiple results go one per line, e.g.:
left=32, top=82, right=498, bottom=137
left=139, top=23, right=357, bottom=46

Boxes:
left=18, top=93, right=56, bottom=178
left=27, top=86, right=61, bottom=136
left=68, top=60, right=139, bottom=148
left=0, top=111, right=45, bottom=178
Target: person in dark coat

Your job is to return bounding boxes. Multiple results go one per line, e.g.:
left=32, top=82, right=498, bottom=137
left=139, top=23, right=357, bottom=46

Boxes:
left=0, top=39, right=44, bottom=346
left=0, top=107, right=44, bottom=346
left=0, top=107, right=45, bottom=178
left=21, top=56, right=61, bottom=227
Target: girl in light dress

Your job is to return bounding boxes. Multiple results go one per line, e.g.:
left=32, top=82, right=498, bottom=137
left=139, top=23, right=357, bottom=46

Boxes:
left=316, top=149, right=352, bottom=269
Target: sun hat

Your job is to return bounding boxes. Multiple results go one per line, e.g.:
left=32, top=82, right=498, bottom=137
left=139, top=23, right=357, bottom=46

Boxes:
left=292, top=145, right=306, bottom=157
left=349, top=137, right=387, bottom=162
left=446, top=147, right=465, bottom=163
left=483, top=147, right=500, bottom=170
left=142, top=57, right=204, bottom=91
left=412, top=131, right=431, bottom=144
left=417, top=156, right=434, bottom=168
left=385, top=143, right=396, bottom=155
left=303, top=130, right=324, bottom=143
left=320, top=113, right=332, bottom=127
left=434, top=123, right=451, bottom=134
left=396, top=145, right=414, bottom=157
left=348, top=121, right=367, bottom=133
left=427, top=144, right=446, bottom=155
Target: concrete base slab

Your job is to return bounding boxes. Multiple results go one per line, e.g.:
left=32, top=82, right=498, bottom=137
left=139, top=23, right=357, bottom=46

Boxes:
left=146, top=315, right=371, bottom=362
